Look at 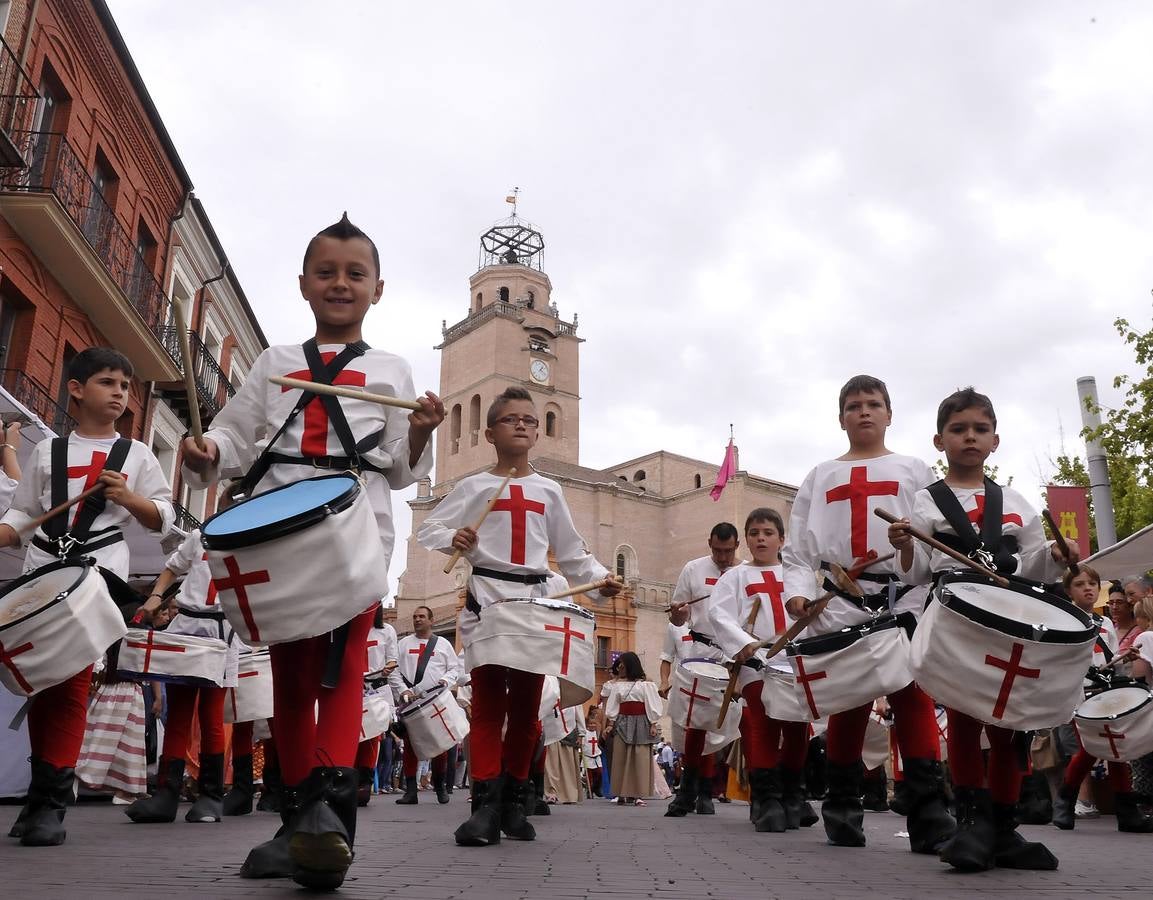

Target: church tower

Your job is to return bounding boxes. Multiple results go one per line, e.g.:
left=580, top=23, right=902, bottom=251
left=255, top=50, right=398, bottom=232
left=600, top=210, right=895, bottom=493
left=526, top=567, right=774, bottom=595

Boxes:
left=434, top=212, right=581, bottom=488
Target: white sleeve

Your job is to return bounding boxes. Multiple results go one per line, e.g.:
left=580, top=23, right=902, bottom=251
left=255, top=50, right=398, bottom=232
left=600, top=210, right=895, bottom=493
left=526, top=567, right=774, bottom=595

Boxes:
left=416, top=482, right=474, bottom=554
left=187, top=349, right=272, bottom=487
left=643, top=681, right=664, bottom=721
left=708, top=568, right=751, bottom=659
left=378, top=359, right=433, bottom=490
left=899, top=490, right=935, bottom=585
left=1014, top=503, right=1063, bottom=583
left=132, top=443, right=176, bottom=537
left=548, top=487, right=609, bottom=586
left=0, top=472, right=18, bottom=512
left=659, top=627, right=676, bottom=663
left=441, top=642, right=463, bottom=688
left=670, top=563, right=694, bottom=608
left=0, top=439, right=50, bottom=541
left=782, top=469, right=819, bottom=601
left=383, top=625, right=399, bottom=664
left=163, top=530, right=201, bottom=577
left=603, top=683, right=620, bottom=719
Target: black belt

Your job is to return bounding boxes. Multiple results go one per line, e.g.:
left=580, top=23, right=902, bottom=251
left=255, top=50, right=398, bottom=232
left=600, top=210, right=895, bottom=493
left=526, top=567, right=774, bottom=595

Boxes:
left=821, top=575, right=912, bottom=613
left=688, top=630, right=720, bottom=650
left=471, top=566, right=549, bottom=585
left=265, top=451, right=386, bottom=475
left=175, top=606, right=226, bottom=621
left=33, top=528, right=123, bottom=558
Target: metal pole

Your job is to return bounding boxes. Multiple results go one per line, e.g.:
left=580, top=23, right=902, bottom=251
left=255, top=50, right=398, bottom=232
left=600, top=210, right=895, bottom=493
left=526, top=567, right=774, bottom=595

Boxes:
left=1077, top=376, right=1117, bottom=549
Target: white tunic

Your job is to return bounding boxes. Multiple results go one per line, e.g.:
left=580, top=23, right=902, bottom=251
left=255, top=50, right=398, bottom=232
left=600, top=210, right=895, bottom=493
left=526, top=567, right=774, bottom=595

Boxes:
left=708, top=561, right=795, bottom=690
left=366, top=623, right=399, bottom=676
left=602, top=680, right=664, bottom=722
left=670, top=555, right=732, bottom=661
left=162, top=529, right=239, bottom=685
left=1091, top=614, right=1118, bottom=664
left=388, top=633, right=463, bottom=700
left=659, top=622, right=694, bottom=666
left=781, top=453, right=933, bottom=635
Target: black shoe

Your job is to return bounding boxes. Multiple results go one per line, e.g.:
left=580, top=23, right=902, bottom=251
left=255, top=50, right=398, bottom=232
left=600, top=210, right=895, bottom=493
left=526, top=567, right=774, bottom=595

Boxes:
left=240, top=784, right=300, bottom=879
left=822, top=761, right=866, bottom=847
left=454, top=777, right=502, bottom=847
left=695, top=775, right=715, bottom=816
left=126, top=757, right=185, bottom=824
left=902, top=758, right=956, bottom=855
left=500, top=776, right=536, bottom=841
left=356, top=767, right=374, bottom=808
left=223, top=755, right=255, bottom=817
left=889, top=779, right=911, bottom=817
left=256, top=754, right=282, bottom=813
left=781, top=768, right=817, bottom=829
left=529, top=771, right=550, bottom=816
left=395, top=775, right=418, bottom=805
left=1017, top=772, right=1052, bottom=824
left=665, top=770, right=696, bottom=818
left=186, top=753, right=224, bottom=823
left=289, top=767, right=358, bottom=890
left=939, top=787, right=996, bottom=872
left=19, top=760, right=74, bottom=847
left=433, top=772, right=450, bottom=805
left=1115, top=792, right=1153, bottom=833
left=862, top=769, right=889, bottom=812
left=749, top=769, right=787, bottom=833
left=7, top=756, right=38, bottom=839
left=805, top=735, right=827, bottom=799
left=1051, top=784, right=1077, bottom=831
left=991, top=802, right=1058, bottom=870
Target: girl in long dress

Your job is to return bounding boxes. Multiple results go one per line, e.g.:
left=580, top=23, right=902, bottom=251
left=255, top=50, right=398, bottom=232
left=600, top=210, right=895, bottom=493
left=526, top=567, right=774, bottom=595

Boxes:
left=603, top=652, right=663, bottom=805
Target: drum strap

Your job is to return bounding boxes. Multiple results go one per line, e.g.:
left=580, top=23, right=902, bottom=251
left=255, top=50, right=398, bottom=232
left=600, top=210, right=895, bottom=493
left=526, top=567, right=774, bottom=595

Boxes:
left=926, top=478, right=1018, bottom=574
left=1091, top=615, right=1115, bottom=662
left=41, top=436, right=132, bottom=555
left=688, top=630, right=720, bottom=650
left=402, top=635, right=440, bottom=689
left=471, top=566, right=549, bottom=585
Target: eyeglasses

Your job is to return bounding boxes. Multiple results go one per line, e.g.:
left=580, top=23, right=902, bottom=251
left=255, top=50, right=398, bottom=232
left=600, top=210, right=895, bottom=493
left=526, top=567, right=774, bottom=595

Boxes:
left=494, top=415, right=539, bottom=428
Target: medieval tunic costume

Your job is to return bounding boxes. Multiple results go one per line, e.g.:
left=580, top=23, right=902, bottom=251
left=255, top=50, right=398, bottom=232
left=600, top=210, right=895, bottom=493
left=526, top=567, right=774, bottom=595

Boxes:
left=603, top=678, right=662, bottom=800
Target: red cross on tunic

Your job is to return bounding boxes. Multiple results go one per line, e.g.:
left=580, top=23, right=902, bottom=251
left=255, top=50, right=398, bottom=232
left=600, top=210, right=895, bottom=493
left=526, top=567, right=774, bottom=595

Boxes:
left=1094, top=627, right=1109, bottom=656
left=825, top=465, right=900, bottom=559
left=67, top=450, right=109, bottom=529
left=201, top=553, right=218, bottom=606
left=678, top=676, right=712, bottom=728
left=229, top=669, right=259, bottom=719
left=554, top=700, right=570, bottom=733
left=491, top=485, right=546, bottom=566
left=967, top=495, right=1024, bottom=529
left=704, top=577, right=718, bottom=587
left=984, top=642, right=1040, bottom=720
left=0, top=639, right=34, bottom=694
left=429, top=701, right=458, bottom=740
left=587, top=734, right=598, bottom=757
left=282, top=354, right=366, bottom=457
left=407, top=642, right=427, bottom=656
left=544, top=616, right=586, bottom=675
left=214, top=556, right=271, bottom=641
left=127, top=631, right=186, bottom=673
left=1098, top=725, right=1126, bottom=759
left=746, top=570, right=787, bottom=634
left=793, top=657, right=828, bottom=719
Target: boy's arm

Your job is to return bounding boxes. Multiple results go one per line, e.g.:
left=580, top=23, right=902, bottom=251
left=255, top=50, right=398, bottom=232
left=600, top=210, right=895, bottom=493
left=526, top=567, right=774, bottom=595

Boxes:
left=415, top=481, right=477, bottom=553
left=1014, top=497, right=1066, bottom=583
left=100, top=449, right=175, bottom=534
left=183, top=350, right=271, bottom=486
left=0, top=440, right=50, bottom=547
left=781, top=470, right=819, bottom=611
left=891, top=490, right=934, bottom=585
left=377, top=361, right=436, bottom=490
left=708, top=568, right=756, bottom=660
left=546, top=486, right=610, bottom=587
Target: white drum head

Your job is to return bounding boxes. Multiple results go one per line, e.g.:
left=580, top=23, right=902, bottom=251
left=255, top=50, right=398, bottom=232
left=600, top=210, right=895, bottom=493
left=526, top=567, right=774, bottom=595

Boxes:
left=0, top=566, right=82, bottom=625
left=683, top=660, right=728, bottom=681
left=946, top=581, right=1084, bottom=632
left=1078, top=687, right=1152, bottom=719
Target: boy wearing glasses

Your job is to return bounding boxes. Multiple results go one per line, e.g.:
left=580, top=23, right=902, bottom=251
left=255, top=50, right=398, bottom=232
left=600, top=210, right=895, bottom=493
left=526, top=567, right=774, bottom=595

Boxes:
left=418, top=386, right=619, bottom=847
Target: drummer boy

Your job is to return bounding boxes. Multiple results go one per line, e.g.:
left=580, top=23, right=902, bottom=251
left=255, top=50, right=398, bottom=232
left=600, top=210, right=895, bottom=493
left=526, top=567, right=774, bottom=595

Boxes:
left=180, top=214, right=443, bottom=889
left=887, top=386, right=1072, bottom=872
left=416, top=385, right=620, bottom=847
left=0, top=347, right=176, bottom=847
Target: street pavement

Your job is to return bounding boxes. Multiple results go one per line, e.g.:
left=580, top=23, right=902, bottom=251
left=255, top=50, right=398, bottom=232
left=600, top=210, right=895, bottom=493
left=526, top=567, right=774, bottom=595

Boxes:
left=0, top=792, right=1143, bottom=899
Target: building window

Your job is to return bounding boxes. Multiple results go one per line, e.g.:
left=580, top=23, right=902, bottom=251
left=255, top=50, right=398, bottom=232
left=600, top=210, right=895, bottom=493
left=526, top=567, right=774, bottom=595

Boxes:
left=469, top=394, right=481, bottom=446
left=614, top=544, right=637, bottom=580
left=449, top=403, right=461, bottom=454
left=596, top=636, right=611, bottom=669
left=694, top=473, right=702, bottom=489
left=633, top=469, right=645, bottom=483
left=615, top=553, right=626, bottom=579
left=545, top=410, right=556, bottom=437
left=474, top=291, right=483, bottom=312
left=499, top=286, right=510, bottom=303
left=528, top=335, right=549, bottom=353
left=526, top=290, right=535, bottom=308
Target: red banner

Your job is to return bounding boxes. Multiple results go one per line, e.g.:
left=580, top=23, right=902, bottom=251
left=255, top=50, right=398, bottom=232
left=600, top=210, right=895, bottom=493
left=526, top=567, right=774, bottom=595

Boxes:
left=1045, top=485, right=1092, bottom=560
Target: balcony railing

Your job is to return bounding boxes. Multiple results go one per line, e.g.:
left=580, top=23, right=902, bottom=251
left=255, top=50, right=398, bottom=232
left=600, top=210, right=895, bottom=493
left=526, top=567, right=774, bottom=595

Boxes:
left=171, top=500, right=201, bottom=533
left=0, top=131, right=173, bottom=337
left=158, top=326, right=236, bottom=417
left=0, top=369, right=75, bottom=435
left=0, top=37, right=38, bottom=167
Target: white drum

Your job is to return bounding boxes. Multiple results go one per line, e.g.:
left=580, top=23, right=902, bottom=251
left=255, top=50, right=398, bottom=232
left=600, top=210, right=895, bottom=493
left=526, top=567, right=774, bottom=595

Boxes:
left=360, top=687, right=394, bottom=742
left=0, top=560, right=126, bottom=697
left=1074, top=686, right=1153, bottom=762
left=761, top=662, right=812, bottom=723
left=118, top=628, right=228, bottom=687
left=224, top=649, right=273, bottom=724
left=466, top=597, right=596, bottom=708
left=912, top=572, right=1096, bottom=730
left=669, top=658, right=731, bottom=732
left=398, top=685, right=469, bottom=760
left=201, top=475, right=388, bottom=646
left=863, top=711, right=890, bottom=770
left=786, top=613, right=914, bottom=721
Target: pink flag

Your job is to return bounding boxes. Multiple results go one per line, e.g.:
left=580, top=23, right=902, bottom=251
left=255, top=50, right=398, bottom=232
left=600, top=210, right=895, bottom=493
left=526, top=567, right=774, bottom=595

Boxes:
left=710, top=440, right=737, bottom=501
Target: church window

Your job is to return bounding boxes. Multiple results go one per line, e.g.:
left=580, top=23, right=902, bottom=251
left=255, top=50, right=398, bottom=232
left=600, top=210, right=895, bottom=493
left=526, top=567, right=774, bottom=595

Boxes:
left=526, top=290, right=535, bottom=308
left=528, top=335, right=549, bottom=353
left=474, top=291, right=483, bottom=312
left=633, top=469, right=646, bottom=483
left=499, top=286, right=510, bottom=303
left=596, top=636, right=611, bottom=669
left=449, top=404, right=461, bottom=454
left=469, top=394, right=481, bottom=446
left=614, top=544, right=637, bottom=580
left=545, top=410, right=556, bottom=437
left=616, top=553, right=626, bottom=578
left=694, top=473, right=702, bottom=489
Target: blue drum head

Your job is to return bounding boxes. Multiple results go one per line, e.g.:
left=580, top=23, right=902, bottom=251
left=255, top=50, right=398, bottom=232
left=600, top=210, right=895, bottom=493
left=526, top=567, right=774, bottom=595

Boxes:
left=201, top=474, right=359, bottom=550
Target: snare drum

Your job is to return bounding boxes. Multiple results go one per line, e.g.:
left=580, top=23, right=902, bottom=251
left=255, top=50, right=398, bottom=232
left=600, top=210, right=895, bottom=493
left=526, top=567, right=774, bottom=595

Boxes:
left=786, top=613, right=914, bottom=721
left=118, top=628, right=228, bottom=687
left=466, top=597, right=596, bottom=708
left=224, top=649, right=273, bottom=724
left=761, top=662, right=811, bottom=723
left=912, top=572, right=1096, bottom=730
left=397, top=685, right=469, bottom=760
left=0, top=560, right=126, bottom=696
left=1074, top=686, right=1153, bottom=762
left=201, top=474, right=388, bottom=646
left=668, top=658, right=731, bottom=732
left=360, top=687, right=394, bottom=742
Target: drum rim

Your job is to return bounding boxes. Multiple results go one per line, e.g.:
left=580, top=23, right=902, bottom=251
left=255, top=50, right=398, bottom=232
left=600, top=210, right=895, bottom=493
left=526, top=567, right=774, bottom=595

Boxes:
left=786, top=612, right=907, bottom=657
left=495, top=597, right=595, bottom=620
left=200, top=474, right=360, bottom=551
left=399, top=684, right=450, bottom=715
left=936, top=571, right=1095, bottom=644
left=679, top=656, right=730, bottom=677
left=1076, top=686, right=1153, bottom=721
left=0, top=558, right=93, bottom=632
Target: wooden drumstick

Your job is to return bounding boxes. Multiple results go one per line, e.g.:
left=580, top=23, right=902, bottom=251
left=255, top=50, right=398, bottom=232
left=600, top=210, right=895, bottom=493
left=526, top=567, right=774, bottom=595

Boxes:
left=172, top=296, right=206, bottom=451
left=548, top=576, right=621, bottom=601
left=18, top=484, right=103, bottom=536
left=717, top=597, right=762, bottom=728
left=442, top=468, right=517, bottom=574
left=875, top=507, right=1010, bottom=588
left=1041, top=508, right=1080, bottom=576
left=269, top=375, right=423, bottom=411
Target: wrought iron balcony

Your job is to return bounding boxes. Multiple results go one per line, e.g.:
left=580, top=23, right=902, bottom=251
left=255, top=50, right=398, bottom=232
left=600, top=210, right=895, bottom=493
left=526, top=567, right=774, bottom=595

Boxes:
left=0, top=36, right=38, bottom=168
left=171, top=500, right=202, bottom=533
left=157, top=325, right=236, bottom=418
left=0, top=369, right=75, bottom=436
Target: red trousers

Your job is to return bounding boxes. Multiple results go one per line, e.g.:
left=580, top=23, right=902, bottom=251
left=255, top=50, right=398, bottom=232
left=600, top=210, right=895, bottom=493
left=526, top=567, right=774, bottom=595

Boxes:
left=355, top=736, right=381, bottom=770
left=1063, top=746, right=1131, bottom=793
left=268, top=607, right=373, bottom=784
left=946, top=708, right=1035, bottom=804
left=26, top=666, right=93, bottom=769
left=162, top=683, right=226, bottom=760
left=827, top=681, right=939, bottom=766
left=401, top=742, right=446, bottom=778
left=682, top=728, right=717, bottom=777
left=469, top=664, right=545, bottom=781
left=233, top=720, right=254, bottom=758
left=740, top=681, right=808, bottom=771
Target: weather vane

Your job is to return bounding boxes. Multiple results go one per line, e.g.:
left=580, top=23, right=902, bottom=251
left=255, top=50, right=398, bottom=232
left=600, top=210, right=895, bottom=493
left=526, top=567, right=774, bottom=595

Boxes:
left=505, top=186, right=519, bottom=217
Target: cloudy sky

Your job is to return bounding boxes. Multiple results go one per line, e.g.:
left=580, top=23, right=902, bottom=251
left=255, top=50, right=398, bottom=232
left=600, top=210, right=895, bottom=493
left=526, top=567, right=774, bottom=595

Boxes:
left=107, top=1, right=1153, bottom=584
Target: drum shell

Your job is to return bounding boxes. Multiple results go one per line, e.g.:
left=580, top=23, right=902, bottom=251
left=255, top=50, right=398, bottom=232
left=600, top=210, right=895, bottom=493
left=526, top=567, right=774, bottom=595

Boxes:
left=224, top=650, right=273, bottom=724
left=761, top=666, right=811, bottom=723
left=466, top=598, right=595, bottom=708
left=360, top=687, right=394, bottom=742
left=204, top=479, right=388, bottom=646
left=1074, top=687, right=1153, bottom=762
left=863, top=713, right=890, bottom=770
left=786, top=616, right=913, bottom=720
left=668, top=659, right=730, bottom=732
left=118, top=628, right=228, bottom=687
left=911, top=593, right=1094, bottom=730
left=0, top=561, right=127, bottom=696
left=398, top=686, right=469, bottom=759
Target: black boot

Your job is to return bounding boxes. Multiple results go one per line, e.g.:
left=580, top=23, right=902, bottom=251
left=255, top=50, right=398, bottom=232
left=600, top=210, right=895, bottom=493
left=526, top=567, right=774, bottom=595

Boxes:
left=695, top=771, right=716, bottom=815
left=240, top=784, right=300, bottom=878
left=500, top=776, right=536, bottom=840
left=186, top=753, right=224, bottom=823
left=1115, top=792, right=1153, bottom=833
left=126, top=757, right=184, bottom=824
left=356, top=767, right=374, bottom=808
left=1017, top=771, right=1053, bottom=824
left=665, top=769, right=696, bottom=817
left=256, top=754, right=282, bottom=813
left=289, top=767, right=358, bottom=890
left=991, top=802, right=1058, bottom=870
left=395, top=774, right=418, bottom=805
left=749, top=768, right=787, bottom=833
left=1050, top=782, right=1077, bottom=830
left=455, top=777, right=502, bottom=846
left=862, top=768, right=889, bottom=812
left=223, top=755, right=255, bottom=816
left=7, top=756, right=38, bottom=839
left=530, top=771, right=550, bottom=815
left=939, top=786, right=996, bottom=872
left=433, top=771, right=450, bottom=805
left=889, top=778, right=911, bottom=816
left=902, top=758, right=956, bottom=855
left=781, top=768, right=818, bottom=829
left=19, top=761, right=74, bottom=847
left=822, top=761, right=866, bottom=847
left=805, top=735, right=827, bottom=799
